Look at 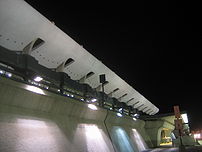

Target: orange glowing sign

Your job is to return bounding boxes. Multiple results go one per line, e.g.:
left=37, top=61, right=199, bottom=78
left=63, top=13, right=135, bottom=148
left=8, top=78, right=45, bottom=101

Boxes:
left=174, top=105, right=181, bottom=118
left=173, top=105, right=183, bottom=135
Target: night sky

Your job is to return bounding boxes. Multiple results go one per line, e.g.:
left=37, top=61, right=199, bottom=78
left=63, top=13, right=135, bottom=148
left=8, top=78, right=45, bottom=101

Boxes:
left=25, top=1, right=202, bottom=130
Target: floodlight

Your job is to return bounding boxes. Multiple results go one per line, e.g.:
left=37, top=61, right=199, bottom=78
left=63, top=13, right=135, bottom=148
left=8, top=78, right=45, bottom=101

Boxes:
left=34, top=76, right=43, bottom=82
left=88, top=104, right=98, bottom=110
left=117, top=113, right=123, bottom=117
left=118, top=108, right=123, bottom=112
left=91, top=98, right=97, bottom=102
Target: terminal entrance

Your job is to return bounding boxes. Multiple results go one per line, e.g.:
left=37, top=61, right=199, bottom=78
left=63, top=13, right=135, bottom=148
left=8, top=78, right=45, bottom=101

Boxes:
left=160, top=128, right=172, bottom=146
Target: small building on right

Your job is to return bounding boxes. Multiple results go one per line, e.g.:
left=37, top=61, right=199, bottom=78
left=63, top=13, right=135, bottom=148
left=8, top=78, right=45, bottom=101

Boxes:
left=141, top=110, right=197, bottom=148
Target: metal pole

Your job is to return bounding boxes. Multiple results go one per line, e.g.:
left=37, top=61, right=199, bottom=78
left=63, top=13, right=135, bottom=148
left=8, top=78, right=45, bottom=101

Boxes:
left=102, top=83, right=104, bottom=92
left=179, top=123, right=186, bottom=152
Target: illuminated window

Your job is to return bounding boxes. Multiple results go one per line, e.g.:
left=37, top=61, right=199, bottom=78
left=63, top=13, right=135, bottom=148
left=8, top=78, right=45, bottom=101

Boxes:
left=181, top=113, right=188, bottom=123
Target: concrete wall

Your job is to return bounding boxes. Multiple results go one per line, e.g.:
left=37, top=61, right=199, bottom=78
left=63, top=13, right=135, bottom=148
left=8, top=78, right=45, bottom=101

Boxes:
left=0, top=77, right=153, bottom=152
left=106, top=112, right=153, bottom=151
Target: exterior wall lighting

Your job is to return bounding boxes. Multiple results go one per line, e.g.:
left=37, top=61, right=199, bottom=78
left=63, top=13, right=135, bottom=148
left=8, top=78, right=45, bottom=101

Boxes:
left=118, top=108, right=123, bottom=112
left=34, top=76, right=43, bottom=82
left=88, top=104, right=97, bottom=110
left=91, top=98, right=97, bottom=102
left=117, top=113, right=123, bottom=117
left=5, top=72, right=12, bottom=77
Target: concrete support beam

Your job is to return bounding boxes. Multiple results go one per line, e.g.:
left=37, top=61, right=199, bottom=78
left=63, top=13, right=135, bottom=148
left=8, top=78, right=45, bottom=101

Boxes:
left=23, top=38, right=45, bottom=55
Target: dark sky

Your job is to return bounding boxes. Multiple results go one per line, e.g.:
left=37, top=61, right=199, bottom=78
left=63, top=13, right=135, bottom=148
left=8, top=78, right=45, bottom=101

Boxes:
left=25, top=1, right=202, bottom=130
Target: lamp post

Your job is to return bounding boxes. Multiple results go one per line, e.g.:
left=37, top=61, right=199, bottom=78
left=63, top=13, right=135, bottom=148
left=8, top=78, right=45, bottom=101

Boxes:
left=99, top=74, right=106, bottom=107
left=99, top=74, right=106, bottom=92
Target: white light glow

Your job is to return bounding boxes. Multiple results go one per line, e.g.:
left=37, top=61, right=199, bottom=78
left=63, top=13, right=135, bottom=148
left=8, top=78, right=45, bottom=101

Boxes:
left=26, top=85, right=45, bottom=95
left=132, top=129, right=148, bottom=151
left=134, top=113, right=138, bottom=117
left=6, top=72, right=12, bottom=77
left=81, top=98, right=84, bottom=101
left=91, top=98, right=97, bottom=102
left=15, top=118, right=62, bottom=151
left=117, top=113, right=122, bottom=117
left=0, top=70, right=4, bottom=74
left=17, top=119, right=47, bottom=128
left=77, top=124, right=111, bottom=152
left=88, top=104, right=98, bottom=110
left=194, top=133, right=201, bottom=139
left=118, top=108, right=123, bottom=112
left=133, top=117, right=137, bottom=121
left=181, top=113, right=188, bottom=123
left=34, top=76, right=43, bottom=82
left=111, top=127, right=135, bottom=151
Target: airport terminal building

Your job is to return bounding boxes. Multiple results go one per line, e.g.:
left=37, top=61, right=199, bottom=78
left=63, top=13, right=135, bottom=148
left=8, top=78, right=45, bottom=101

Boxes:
left=0, top=1, right=198, bottom=151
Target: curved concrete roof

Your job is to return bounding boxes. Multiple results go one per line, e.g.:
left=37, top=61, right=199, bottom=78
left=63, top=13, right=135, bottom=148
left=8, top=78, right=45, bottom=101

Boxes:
left=0, top=0, right=159, bottom=115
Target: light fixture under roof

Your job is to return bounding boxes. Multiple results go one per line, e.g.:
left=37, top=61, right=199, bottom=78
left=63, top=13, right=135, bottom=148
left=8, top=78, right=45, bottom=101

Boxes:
left=88, top=104, right=97, bottom=110
left=34, top=76, right=43, bottom=82
left=91, top=98, right=97, bottom=102
left=118, top=108, right=123, bottom=112
left=6, top=72, right=12, bottom=77
left=117, top=113, right=123, bottom=117
left=26, top=85, right=45, bottom=95
left=134, top=113, right=140, bottom=118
